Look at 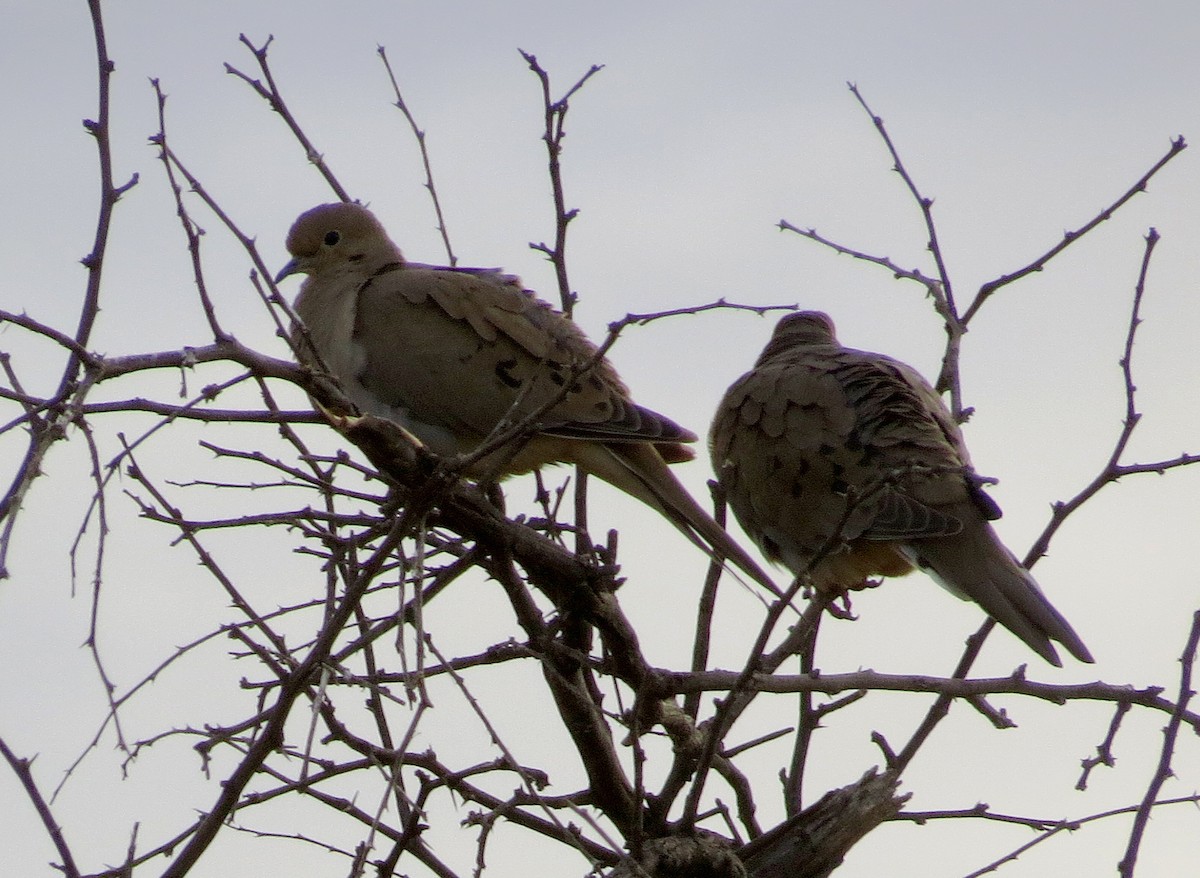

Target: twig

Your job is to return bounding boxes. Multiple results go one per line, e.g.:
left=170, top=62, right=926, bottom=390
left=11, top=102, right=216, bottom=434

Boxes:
left=785, top=591, right=828, bottom=816
left=75, top=0, right=138, bottom=367
left=677, top=591, right=827, bottom=830
left=777, top=221, right=943, bottom=292
left=686, top=482, right=730, bottom=722
left=519, top=49, right=603, bottom=316
left=1078, top=702, right=1130, bottom=790
left=847, top=82, right=967, bottom=413
left=958, top=793, right=1200, bottom=878
left=377, top=46, right=458, bottom=266
left=1022, top=229, right=1200, bottom=570
left=964, top=137, right=1187, bottom=322
left=608, top=298, right=798, bottom=330
left=0, top=0, right=136, bottom=567
left=848, top=84, right=958, bottom=322
left=149, top=78, right=227, bottom=341
left=225, top=34, right=351, bottom=202
left=896, top=802, right=1063, bottom=830
left=0, top=738, right=82, bottom=878
left=666, top=670, right=1196, bottom=729
left=149, top=134, right=314, bottom=366
left=1118, top=610, right=1200, bottom=877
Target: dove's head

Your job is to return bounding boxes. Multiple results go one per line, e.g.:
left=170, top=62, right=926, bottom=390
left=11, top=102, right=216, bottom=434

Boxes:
left=275, top=203, right=403, bottom=283
left=757, top=311, right=838, bottom=363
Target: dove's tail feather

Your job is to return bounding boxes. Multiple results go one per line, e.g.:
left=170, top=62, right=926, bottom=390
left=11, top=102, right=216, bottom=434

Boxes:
left=900, top=520, right=1093, bottom=666
left=574, top=442, right=781, bottom=597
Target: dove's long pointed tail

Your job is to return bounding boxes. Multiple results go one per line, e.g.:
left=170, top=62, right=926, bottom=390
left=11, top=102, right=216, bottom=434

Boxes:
left=901, top=521, right=1093, bottom=666
left=575, top=443, right=780, bottom=596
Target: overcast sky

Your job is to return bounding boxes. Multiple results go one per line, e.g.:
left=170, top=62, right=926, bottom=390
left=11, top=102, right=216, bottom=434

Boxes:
left=2, top=3, right=1199, bottom=877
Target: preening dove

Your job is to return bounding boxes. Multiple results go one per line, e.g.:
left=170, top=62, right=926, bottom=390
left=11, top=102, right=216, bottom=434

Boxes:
left=275, top=203, right=776, bottom=593
left=710, top=311, right=1092, bottom=665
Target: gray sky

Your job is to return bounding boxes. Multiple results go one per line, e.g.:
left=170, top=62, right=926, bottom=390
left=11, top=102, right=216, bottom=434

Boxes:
left=2, top=2, right=1199, bottom=876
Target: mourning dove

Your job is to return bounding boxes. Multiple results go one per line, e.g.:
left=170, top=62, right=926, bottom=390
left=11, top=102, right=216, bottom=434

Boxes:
left=275, top=203, right=776, bottom=593
left=710, top=311, right=1092, bottom=665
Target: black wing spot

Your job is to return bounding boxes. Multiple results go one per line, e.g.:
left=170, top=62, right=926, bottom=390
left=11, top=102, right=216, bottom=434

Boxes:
left=495, top=359, right=521, bottom=389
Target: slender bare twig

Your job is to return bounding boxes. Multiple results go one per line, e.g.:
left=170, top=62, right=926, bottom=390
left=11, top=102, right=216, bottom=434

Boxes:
left=1077, top=702, right=1131, bottom=790
left=848, top=83, right=958, bottom=321
left=886, top=627, right=988, bottom=773
left=777, top=221, right=943, bottom=292
left=666, top=669, right=1195, bottom=726
left=149, top=78, right=228, bottom=341
left=1118, top=609, right=1200, bottom=877
left=785, top=601, right=826, bottom=816
left=377, top=46, right=458, bottom=266
left=609, top=298, right=798, bottom=330
left=75, top=0, right=139, bottom=373
left=953, top=794, right=1200, bottom=878
left=686, top=483, right=731, bottom=722
left=0, top=0, right=136, bottom=569
left=677, top=592, right=827, bottom=830
left=122, top=443, right=293, bottom=660
left=0, top=738, right=82, bottom=878
left=520, top=49, right=603, bottom=317
left=846, top=82, right=967, bottom=413
left=225, top=34, right=352, bottom=202
left=964, top=137, right=1187, bottom=322
left=1023, top=229, right=1200, bottom=569
left=0, top=310, right=98, bottom=362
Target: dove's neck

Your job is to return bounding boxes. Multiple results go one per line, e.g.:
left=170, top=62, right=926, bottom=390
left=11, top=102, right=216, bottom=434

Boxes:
left=353, top=241, right=407, bottom=279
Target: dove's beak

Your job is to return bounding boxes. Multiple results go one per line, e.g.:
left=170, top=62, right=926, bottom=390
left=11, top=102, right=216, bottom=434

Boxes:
left=273, top=257, right=302, bottom=284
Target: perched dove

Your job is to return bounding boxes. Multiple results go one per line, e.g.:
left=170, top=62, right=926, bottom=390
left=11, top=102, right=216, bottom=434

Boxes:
left=275, top=203, right=776, bottom=593
left=710, top=311, right=1092, bottom=665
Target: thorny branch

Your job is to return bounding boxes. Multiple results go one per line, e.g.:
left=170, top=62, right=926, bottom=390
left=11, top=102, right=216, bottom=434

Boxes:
left=965, top=136, right=1187, bottom=322
left=225, top=34, right=352, bottom=203
left=1118, top=610, right=1200, bottom=877
left=1024, top=228, right=1200, bottom=566
left=377, top=45, right=458, bottom=267
left=0, top=0, right=137, bottom=573
left=0, top=738, right=82, bottom=878
left=520, top=49, right=603, bottom=317
left=952, top=794, right=1200, bottom=878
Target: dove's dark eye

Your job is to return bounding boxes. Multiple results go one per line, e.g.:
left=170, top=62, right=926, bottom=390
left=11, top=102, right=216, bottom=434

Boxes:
left=323, top=230, right=341, bottom=246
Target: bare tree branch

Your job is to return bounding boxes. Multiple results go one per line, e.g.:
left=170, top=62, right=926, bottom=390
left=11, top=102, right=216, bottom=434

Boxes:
left=1119, top=609, right=1200, bottom=877
left=965, top=137, right=1187, bottom=322
left=225, top=34, right=352, bottom=202
left=0, top=738, right=82, bottom=878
